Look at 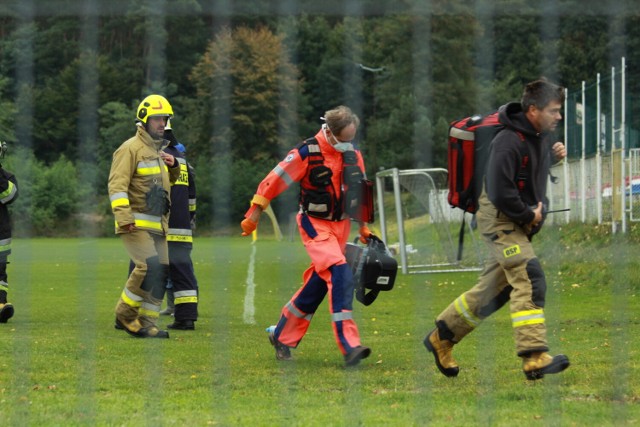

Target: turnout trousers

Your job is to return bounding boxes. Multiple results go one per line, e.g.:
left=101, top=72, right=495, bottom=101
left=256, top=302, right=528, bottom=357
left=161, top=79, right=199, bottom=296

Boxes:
left=436, top=211, right=549, bottom=356
left=167, top=241, right=198, bottom=321
left=115, top=231, right=169, bottom=329
left=273, top=213, right=362, bottom=356
left=0, top=251, right=9, bottom=304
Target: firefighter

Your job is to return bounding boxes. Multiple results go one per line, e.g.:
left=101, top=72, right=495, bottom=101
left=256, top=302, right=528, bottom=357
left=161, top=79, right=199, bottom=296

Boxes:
left=109, top=94, right=180, bottom=339
left=126, top=121, right=198, bottom=328
left=241, top=106, right=373, bottom=367
left=424, top=79, right=570, bottom=380
left=161, top=120, right=198, bottom=330
left=0, top=144, right=17, bottom=324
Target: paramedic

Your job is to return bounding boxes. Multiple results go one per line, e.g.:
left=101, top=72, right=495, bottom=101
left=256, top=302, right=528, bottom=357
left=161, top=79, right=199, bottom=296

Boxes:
left=241, top=106, right=373, bottom=367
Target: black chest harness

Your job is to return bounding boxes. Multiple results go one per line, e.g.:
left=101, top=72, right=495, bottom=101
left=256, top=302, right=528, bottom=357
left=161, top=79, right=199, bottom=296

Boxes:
left=298, top=137, right=373, bottom=223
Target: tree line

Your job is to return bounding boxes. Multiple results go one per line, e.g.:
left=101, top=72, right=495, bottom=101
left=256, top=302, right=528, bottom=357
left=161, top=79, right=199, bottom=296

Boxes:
left=0, top=0, right=639, bottom=236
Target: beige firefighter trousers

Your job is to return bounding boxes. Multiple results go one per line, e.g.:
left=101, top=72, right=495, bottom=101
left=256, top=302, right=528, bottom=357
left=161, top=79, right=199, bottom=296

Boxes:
left=436, top=210, right=548, bottom=356
left=115, top=230, right=169, bottom=329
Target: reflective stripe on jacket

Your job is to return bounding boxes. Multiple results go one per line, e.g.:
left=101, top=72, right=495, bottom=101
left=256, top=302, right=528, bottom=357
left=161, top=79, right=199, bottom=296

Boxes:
left=252, top=129, right=365, bottom=220
left=108, top=124, right=180, bottom=235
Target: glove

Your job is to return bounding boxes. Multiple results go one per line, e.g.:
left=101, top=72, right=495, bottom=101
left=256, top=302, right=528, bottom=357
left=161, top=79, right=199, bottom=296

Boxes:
left=359, top=225, right=372, bottom=244
left=241, top=218, right=257, bottom=236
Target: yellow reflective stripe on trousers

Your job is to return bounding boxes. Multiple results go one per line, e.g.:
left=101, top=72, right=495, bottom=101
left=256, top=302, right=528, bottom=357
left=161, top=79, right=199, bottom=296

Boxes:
left=0, top=281, right=8, bottom=292
left=139, top=304, right=161, bottom=319
left=175, top=290, right=198, bottom=305
left=175, top=296, right=198, bottom=304
left=0, top=181, right=17, bottom=204
left=511, top=309, right=545, bottom=328
left=109, top=191, right=129, bottom=208
left=133, top=213, right=162, bottom=231
left=121, top=288, right=143, bottom=308
left=454, top=294, right=481, bottom=327
left=167, top=228, right=193, bottom=242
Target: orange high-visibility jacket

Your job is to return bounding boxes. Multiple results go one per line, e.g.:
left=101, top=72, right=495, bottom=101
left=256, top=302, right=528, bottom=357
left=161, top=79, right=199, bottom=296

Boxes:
left=246, top=129, right=366, bottom=219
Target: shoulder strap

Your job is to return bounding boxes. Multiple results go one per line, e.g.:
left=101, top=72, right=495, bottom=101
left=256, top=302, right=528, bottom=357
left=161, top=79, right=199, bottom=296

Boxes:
left=514, top=131, right=530, bottom=192
left=296, top=137, right=324, bottom=166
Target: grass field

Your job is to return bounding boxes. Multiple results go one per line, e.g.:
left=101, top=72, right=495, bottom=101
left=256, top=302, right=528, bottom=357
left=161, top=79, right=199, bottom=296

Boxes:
left=0, top=225, right=639, bottom=426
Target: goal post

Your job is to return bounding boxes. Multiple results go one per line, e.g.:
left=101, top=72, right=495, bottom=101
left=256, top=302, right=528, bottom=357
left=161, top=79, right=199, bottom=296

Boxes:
left=375, top=168, right=484, bottom=274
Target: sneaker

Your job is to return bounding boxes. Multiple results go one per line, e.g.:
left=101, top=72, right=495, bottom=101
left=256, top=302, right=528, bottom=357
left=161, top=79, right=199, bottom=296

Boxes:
left=267, top=325, right=292, bottom=361
left=115, top=318, right=170, bottom=339
left=522, top=352, right=570, bottom=380
left=344, top=346, right=371, bottom=367
left=424, top=328, right=459, bottom=377
left=167, top=319, right=195, bottom=330
left=0, top=303, right=14, bottom=323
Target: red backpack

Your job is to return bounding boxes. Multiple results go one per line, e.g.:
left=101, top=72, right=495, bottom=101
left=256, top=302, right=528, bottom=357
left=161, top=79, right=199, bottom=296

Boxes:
left=447, top=111, right=528, bottom=214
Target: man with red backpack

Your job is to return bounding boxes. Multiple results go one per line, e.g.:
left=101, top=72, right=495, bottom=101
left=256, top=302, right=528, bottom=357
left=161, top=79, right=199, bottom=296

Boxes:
left=425, top=79, right=570, bottom=380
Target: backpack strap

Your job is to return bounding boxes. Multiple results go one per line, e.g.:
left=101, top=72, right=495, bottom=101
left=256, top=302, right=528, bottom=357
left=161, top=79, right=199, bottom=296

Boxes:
left=296, top=137, right=324, bottom=165
left=513, top=131, right=530, bottom=193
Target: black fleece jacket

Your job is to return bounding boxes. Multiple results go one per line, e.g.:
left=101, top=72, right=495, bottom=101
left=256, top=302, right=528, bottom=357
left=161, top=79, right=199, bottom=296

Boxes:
left=485, top=102, right=556, bottom=226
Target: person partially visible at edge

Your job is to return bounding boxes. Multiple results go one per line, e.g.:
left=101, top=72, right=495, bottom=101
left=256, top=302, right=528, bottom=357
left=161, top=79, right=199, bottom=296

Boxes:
left=108, top=94, right=179, bottom=339
left=424, top=78, right=570, bottom=380
left=0, top=151, right=18, bottom=324
left=157, top=119, right=199, bottom=330
left=241, top=105, right=373, bottom=367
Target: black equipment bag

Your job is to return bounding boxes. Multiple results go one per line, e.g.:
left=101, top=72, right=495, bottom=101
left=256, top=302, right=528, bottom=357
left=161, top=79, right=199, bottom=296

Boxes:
left=345, top=235, right=398, bottom=306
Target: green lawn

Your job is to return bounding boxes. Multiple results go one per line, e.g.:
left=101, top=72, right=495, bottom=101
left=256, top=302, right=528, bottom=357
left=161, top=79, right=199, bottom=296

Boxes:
left=0, top=227, right=639, bottom=426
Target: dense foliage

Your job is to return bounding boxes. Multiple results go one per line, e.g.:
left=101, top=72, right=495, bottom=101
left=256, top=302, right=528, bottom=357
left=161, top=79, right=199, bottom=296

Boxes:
left=0, top=0, right=639, bottom=235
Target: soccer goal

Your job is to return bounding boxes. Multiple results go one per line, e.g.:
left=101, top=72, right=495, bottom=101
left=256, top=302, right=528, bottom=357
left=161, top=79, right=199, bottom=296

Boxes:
left=375, top=168, right=484, bottom=274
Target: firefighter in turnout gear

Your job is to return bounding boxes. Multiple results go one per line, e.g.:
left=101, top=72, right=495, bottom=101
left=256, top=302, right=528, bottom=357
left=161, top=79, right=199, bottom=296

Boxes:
left=160, top=120, right=198, bottom=329
left=241, top=106, right=373, bottom=367
left=109, top=94, right=180, bottom=338
left=127, top=121, right=198, bottom=329
left=0, top=146, right=18, bottom=324
left=424, top=79, right=570, bottom=380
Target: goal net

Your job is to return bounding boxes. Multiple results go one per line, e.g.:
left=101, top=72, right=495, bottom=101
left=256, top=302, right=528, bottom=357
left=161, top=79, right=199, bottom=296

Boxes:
left=374, top=168, right=484, bottom=274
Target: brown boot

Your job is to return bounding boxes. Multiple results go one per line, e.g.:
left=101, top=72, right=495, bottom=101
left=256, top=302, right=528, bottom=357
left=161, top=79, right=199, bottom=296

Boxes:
left=424, top=329, right=459, bottom=377
left=522, top=352, right=570, bottom=380
left=115, top=317, right=169, bottom=338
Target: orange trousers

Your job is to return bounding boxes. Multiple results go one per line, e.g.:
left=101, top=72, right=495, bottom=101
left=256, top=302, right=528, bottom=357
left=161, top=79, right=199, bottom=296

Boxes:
left=273, top=213, right=362, bottom=355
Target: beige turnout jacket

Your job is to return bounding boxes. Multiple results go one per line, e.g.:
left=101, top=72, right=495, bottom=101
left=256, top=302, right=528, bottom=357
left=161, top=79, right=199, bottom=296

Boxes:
left=108, top=124, right=179, bottom=235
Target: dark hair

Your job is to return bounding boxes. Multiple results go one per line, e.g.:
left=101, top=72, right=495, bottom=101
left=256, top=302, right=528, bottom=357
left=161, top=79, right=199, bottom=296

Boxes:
left=521, top=78, right=565, bottom=112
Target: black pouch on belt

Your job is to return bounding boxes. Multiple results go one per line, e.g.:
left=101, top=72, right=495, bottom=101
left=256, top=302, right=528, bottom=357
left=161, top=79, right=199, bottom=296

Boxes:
left=146, top=184, right=170, bottom=216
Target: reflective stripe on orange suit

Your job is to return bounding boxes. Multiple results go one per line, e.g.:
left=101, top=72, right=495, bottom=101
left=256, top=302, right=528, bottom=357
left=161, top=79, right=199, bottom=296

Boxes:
left=249, top=129, right=366, bottom=355
left=275, top=214, right=360, bottom=355
left=247, top=130, right=365, bottom=211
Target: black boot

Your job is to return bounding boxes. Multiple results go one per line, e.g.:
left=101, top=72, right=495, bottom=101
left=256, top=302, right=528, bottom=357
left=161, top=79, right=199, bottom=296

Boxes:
left=167, top=319, right=195, bottom=330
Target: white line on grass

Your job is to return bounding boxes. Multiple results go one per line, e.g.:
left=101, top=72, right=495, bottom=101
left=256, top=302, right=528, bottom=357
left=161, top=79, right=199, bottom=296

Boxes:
left=243, top=242, right=257, bottom=324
